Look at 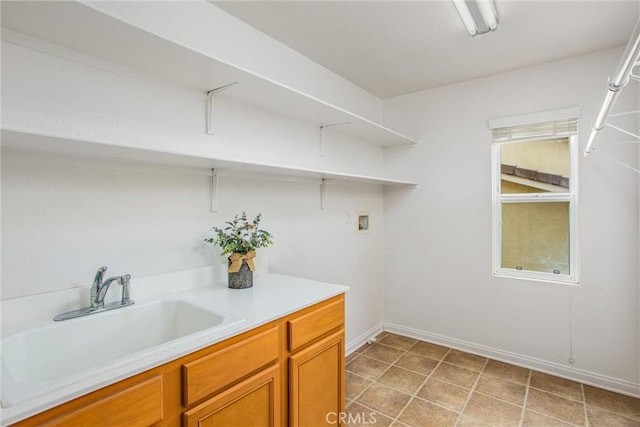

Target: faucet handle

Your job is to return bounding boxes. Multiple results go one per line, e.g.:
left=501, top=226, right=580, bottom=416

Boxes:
left=92, top=266, right=108, bottom=287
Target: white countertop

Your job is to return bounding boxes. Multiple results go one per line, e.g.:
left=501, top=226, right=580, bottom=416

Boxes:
left=0, top=263, right=349, bottom=425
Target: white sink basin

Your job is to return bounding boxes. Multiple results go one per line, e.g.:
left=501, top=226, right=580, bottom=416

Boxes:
left=1, top=299, right=243, bottom=408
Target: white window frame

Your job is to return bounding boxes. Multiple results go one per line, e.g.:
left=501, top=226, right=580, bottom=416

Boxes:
left=491, top=122, right=580, bottom=285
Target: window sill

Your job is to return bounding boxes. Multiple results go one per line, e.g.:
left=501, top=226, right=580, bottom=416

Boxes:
left=493, top=271, right=580, bottom=286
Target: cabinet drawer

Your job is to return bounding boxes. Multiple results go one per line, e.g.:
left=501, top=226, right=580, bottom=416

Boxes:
left=182, top=326, right=280, bottom=406
left=288, top=297, right=344, bottom=352
left=43, top=375, right=163, bottom=426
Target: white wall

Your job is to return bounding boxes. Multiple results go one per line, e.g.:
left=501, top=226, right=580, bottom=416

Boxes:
left=0, top=37, right=385, bottom=346
left=383, top=48, right=639, bottom=395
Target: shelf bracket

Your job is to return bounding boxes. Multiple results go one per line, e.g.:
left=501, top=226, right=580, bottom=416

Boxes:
left=319, top=121, right=351, bottom=156
left=207, top=82, right=239, bottom=135
left=320, top=178, right=327, bottom=210
left=209, top=168, right=219, bottom=212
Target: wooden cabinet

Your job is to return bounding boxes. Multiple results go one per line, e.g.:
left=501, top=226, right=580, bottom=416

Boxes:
left=285, top=296, right=345, bottom=427
left=12, top=294, right=345, bottom=427
left=183, top=364, right=280, bottom=427
left=289, top=331, right=345, bottom=427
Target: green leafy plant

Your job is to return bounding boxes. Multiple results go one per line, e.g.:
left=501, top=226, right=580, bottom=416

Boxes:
left=204, top=212, right=273, bottom=255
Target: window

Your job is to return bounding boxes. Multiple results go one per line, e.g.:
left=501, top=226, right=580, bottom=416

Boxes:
left=491, top=113, right=579, bottom=284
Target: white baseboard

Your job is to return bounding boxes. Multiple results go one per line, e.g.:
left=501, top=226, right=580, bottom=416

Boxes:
left=383, top=322, right=640, bottom=398
left=346, top=322, right=384, bottom=355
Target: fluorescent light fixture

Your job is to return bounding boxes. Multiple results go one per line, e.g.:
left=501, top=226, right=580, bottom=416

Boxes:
left=453, top=0, right=499, bottom=37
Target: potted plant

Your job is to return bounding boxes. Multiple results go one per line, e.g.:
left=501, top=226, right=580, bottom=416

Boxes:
left=205, top=212, right=273, bottom=289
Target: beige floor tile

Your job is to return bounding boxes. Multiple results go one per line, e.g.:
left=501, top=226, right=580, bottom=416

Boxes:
left=456, top=414, right=493, bottom=426
left=355, top=343, right=372, bottom=353
left=526, top=388, right=586, bottom=425
left=530, top=371, right=583, bottom=401
left=377, top=366, right=427, bottom=395
left=408, top=341, right=450, bottom=360
left=378, top=334, right=418, bottom=350
left=584, top=385, right=640, bottom=419
left=346, top=371, right=373, bottom=400
left=483, top=359, right=530, bottom=385
left=361, top=343, right=405, bottom=364
left=443, top=349, right=487, bottom=371
left=346, top=402, right=393, bottom=427
left=398, top=398, right=459, bottom=427
left=394, top=352, right=439, bottom=375
left=346, top=352, right=360, bottom=364
left=522, top=410, right=576, bottom=426
left=431, top=362, right=480, bottom=389
left=347, top=355, right=390, bottom=380
left=475, top=374, right=526, bottom=406
left=586, top=405, right=640, bottom=427
left=417, top=378, right=470, bottom=412
left=462, top=392, right=522, bottom=427
left=357, top=382, right=412, bottom=419
left=345, top=338, right=640, bottom=427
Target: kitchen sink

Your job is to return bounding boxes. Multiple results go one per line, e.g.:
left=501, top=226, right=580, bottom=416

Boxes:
left=1, top=299, right=243, bottom=407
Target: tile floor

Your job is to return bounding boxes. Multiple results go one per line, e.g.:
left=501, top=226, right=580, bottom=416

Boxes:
left=346, top=332, right=640, bottom=427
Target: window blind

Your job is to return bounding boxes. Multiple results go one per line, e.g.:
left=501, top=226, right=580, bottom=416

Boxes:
left=492, top=118, right=578, bottom=143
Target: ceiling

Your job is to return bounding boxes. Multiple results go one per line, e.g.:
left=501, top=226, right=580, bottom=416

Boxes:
left=213, top=1, right=640, bottom=99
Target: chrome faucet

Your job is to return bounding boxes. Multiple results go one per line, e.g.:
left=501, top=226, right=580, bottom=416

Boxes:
left=91, top=266, right=131, bottom=309
left=54, top=266, right=134, bottom=321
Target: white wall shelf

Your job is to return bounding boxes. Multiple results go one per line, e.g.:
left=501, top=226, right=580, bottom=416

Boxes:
left=1, top=129, right=418, bottom=189
left=1, top=1, right=417, bottom=148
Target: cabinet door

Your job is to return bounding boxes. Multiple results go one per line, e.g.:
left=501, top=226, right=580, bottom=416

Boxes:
left=289, top=330, right=345, bottom=427
left=183, top=364, right=280, bottom=427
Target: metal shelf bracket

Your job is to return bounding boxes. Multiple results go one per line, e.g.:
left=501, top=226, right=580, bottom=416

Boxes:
left=210, top=168, right=219, bottom=212
left=320, top=178, right=327, bottom=210
left=207, top=82, right=239, bottom=134
left=319, top=121, right=351, bottom=156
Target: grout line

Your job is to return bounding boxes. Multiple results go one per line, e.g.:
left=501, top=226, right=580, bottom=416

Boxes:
left=410, top=392, right=472, bottom=414
left=471, top=389, right=526, bottom=409
left=581, top=383, right=589, bottom=426
left=376, top=348, right=418, bottom=424
left=390, top=344, right=451, bottom=425
left=345, top=353, right=360, bottom=365
left=347, top=399, right=397, bottom=423
left=524, top=408, right=584, bottom=427
left=393, top=396, right=416, bottom=425
left=526, top=385, right=586, bottom=404
left=346, top=342, right=415, bottom=420
left=518, top=368, right=533, bottom=426
left=454, top=357, right=488, bottom=426
left=582, top=402, right=640, bottom=423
